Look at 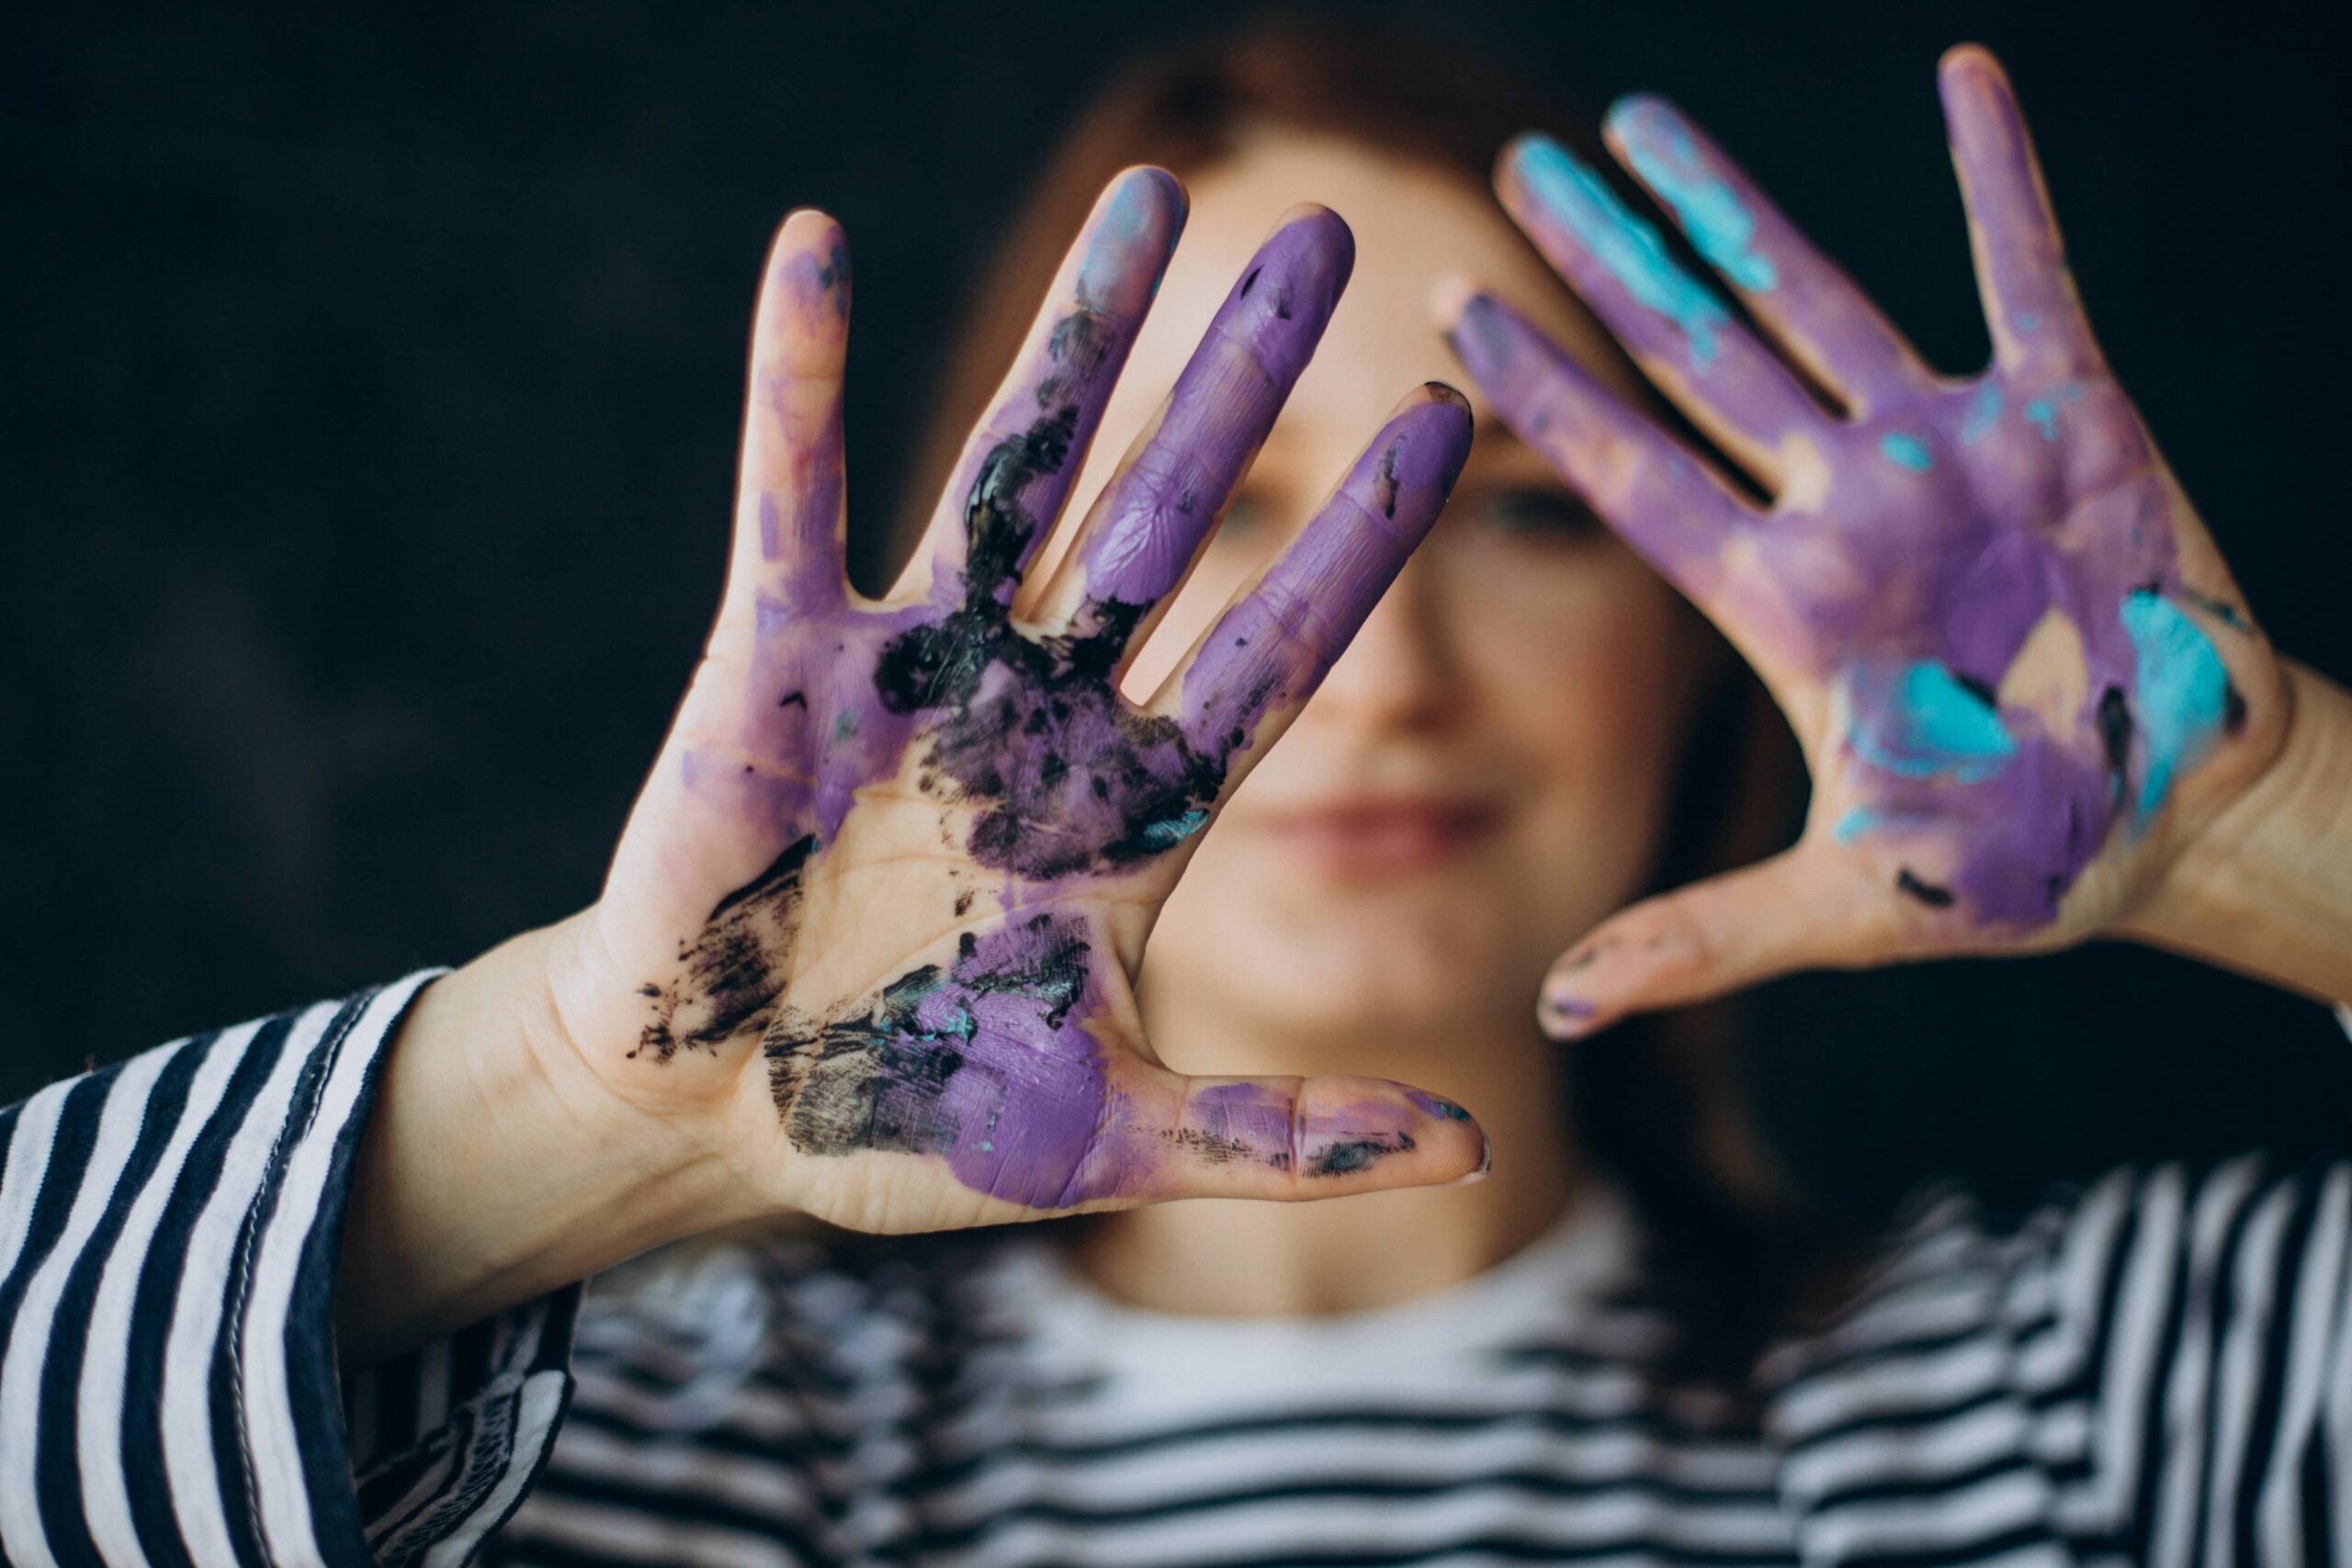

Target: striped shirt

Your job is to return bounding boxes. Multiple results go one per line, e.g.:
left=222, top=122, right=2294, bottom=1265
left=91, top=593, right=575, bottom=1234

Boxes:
left=1, top=976, right=2346, bottom=1566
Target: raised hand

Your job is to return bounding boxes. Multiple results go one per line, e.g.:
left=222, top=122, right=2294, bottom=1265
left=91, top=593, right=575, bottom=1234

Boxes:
left=1442, top=46, right=2290, bottom=1034
left=549, top=172, right=1483, bottom=1231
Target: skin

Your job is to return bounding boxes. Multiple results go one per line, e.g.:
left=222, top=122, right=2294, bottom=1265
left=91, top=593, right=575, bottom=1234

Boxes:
left=336, top=172, right=1492, bottom=1359
left=335, top=45, right=2352, bottom=1362
left=1442, top=46, right=2346, bottom=1033
left=1053, top=133, right=1706, bottom=1313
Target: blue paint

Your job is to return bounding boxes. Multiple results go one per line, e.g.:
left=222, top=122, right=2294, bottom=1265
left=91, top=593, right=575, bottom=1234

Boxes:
left=1616, top=117, right=1779, bottom=292
left=2060, top=382, right=2084, bottom=403
left=2015, top=310, right=2042, bottom=332
left=1961, top=385, right=2004, bottom=445
left=1139, top=807, right=1211, bottom=850
left=2120, top=590, right=2229, bottom=816
left=1514, top=136, right=1730, bottom=362
left=1076, top=171, right=1175, bottom=308
left=1879, top=432, right=1934, bottom=472
left=2024, top=399, right=2059, bottom=441
left=1833, top=806, right=1883, bottom=844
left=1849, top=661, right=2017, bottom=784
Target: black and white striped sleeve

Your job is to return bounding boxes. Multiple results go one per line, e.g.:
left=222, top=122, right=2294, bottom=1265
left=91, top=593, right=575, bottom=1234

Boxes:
left=2085, top=1156, right=2352, bottom=1565
left=0, top=978, right=582, bottom=1567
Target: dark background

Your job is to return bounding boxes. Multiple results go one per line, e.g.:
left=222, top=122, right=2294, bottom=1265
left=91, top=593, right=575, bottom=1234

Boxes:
left=5, top=1, right=2346, bottom=1217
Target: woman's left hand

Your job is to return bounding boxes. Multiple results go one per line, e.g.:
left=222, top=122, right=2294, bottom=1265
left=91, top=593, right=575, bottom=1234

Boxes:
left=1444, top=45, right=2298, bottom=1034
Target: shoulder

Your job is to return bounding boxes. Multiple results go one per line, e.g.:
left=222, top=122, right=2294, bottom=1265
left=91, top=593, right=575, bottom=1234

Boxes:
left=1760, top=1153, right=2349, bottom=1424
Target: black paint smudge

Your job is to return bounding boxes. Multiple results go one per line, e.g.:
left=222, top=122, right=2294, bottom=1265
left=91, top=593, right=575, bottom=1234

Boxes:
left=635, top=836, right=814, bottom=1062
left=1894, top=868, right=1955, bottom=908
left=1307, top=1133, right=1415, bottom=1177
left=764, top=914, right=1092, bottom=1161
left=867, top=334, right=1243, bottom=884
left=2096, top=685, right=2132, bottom=779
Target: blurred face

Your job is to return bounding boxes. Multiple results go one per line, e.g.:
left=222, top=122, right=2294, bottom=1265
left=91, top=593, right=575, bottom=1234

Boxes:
left=1071, top=131, right=1710, bottom=1055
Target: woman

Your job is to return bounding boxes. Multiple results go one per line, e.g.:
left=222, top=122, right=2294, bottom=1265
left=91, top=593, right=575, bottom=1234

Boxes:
left=4, top=28, right=2348, bottom=1568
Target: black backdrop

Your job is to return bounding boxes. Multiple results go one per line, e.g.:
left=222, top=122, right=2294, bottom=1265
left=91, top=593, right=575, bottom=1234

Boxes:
left=6, top=1, right=2346, bottom=1219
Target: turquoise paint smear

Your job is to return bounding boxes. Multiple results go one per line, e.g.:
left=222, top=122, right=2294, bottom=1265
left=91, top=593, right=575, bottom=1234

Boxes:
left=1618, top=122, right=1779, bottom=292
left=1879, top=432, right=1934, bottom=472
left=1849, top=661, right=2017, bottom=784
left=1515, top=136, right=1730, bottom=363
left=1962, top=385, right=2004, bottom=445
left=2120, top=590, right=2229, bottom=816
left=1832, top=806, right=1883, bottom=844
left=1076, top=172, right=1175, bottom=307
left=2015, top=310, right=2041, bottom=332
left=2024, top=399, right=2059, bottom=441
left=1139, top=807, right=1211, bottom=850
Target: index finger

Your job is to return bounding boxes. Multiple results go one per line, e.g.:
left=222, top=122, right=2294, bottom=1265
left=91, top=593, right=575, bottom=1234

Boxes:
left=731, top=209, right=852, bottom=620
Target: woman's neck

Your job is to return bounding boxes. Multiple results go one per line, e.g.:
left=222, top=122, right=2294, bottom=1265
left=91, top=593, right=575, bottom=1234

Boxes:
left=1073, top=999, right=1582, bottom=1317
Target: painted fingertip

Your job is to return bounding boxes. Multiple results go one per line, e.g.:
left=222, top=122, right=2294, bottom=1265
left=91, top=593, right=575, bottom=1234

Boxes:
left=1210, top=208, right=1354, bottom=391
left=1443, top=1137, right=1494, bottom=1187
left=1375, top=386, right=1476, bottom=505
left=1427, top=270, right=1482, bottom=332
left=1079, top=166, right=1189, bottom=306
left=768, top=212, right=851, bottom=319
left=1938, top=40, right=2003, bottom=81
left=1538, top=989, right=1600, bottom=1040
left=776, top=206, right=842, bottom=240
left=1267, top=200, right=1351, bottom=245
left=1498, top=129, right=1565, bottom=174
left=1602, top=92, right=1678, bottom=144
left=1111, top=164, right=1190, bottom=222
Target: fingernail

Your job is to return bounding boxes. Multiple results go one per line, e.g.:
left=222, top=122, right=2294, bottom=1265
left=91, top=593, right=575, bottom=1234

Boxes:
left=1540, top=991, right=1598, bottom=1039
left=1444, top=1136, right=1494, bottom=1186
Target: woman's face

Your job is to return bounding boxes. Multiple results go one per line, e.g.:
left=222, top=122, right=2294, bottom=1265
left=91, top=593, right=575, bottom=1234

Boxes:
left=1066, top=132, right=1708, bottom=1055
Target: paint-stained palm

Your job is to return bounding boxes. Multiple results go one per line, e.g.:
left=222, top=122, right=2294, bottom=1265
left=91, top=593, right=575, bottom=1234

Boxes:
left=1445, top=46, right=2289, bottom=1034
left=543, top=174, right=1484, bottom=1232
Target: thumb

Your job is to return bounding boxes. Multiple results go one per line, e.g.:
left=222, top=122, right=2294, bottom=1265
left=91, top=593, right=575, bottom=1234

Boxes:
left=1102, top=1066, right=1490, bottom=1203
left=1537, top=847, right=1889, bottom=1038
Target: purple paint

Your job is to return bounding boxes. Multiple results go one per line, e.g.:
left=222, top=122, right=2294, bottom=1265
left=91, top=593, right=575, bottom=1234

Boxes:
left=660, top=193, right=1478, bottom=1209
left=1457, top=69, right=2248, bottom=931
left=1073, top=209, right=1354, bottom=608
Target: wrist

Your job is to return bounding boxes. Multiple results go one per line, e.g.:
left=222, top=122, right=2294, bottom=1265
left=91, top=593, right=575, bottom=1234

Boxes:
left=2125, top=659, right=2352, bottom=1000
left=335, top=917, right=755, bottom=1365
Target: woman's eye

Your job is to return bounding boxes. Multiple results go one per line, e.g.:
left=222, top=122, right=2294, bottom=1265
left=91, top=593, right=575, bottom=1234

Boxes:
left=1469, top=486, right=1602, bottom=541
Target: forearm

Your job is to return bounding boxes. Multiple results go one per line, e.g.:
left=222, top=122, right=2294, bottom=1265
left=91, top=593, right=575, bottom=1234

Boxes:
left=2127, top=660, right=2352, bottom=1003
left=333, top=915, right=752, bottom=1367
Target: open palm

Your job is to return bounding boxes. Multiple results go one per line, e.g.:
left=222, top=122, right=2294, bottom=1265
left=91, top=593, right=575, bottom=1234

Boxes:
left=546, top=172, right=1483, bottom=1232
left=1446, top=47, right=2288, bottom=1032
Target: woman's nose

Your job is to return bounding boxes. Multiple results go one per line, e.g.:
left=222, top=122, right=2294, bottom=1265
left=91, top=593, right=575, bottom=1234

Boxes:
left=1297, top=547, right=1458, bottom=733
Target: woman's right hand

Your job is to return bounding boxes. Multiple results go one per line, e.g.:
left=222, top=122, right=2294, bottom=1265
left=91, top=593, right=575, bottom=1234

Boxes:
left=533, top=170, right=1484, bottom=1237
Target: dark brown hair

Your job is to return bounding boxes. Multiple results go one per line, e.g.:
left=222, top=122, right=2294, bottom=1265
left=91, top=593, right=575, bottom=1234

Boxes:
left=899, top=21, right=1838, bottom=1387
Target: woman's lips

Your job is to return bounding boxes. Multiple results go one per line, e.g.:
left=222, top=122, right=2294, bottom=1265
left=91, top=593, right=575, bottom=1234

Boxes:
left=1254, top=796, right=1505, bottom=876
